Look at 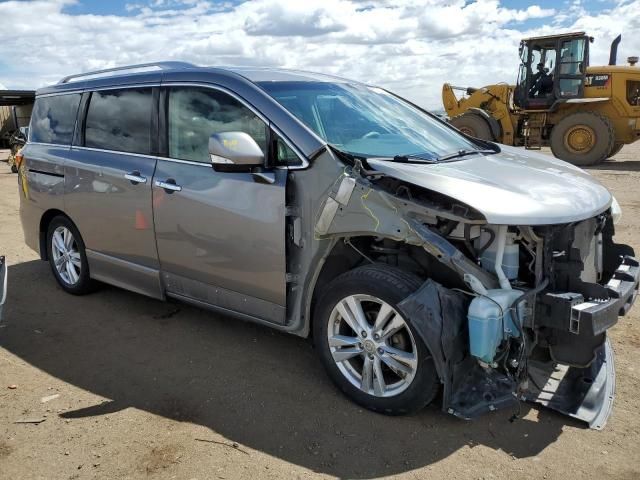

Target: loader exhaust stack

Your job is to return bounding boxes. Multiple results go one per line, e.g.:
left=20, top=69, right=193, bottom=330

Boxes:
left=609, top=34, right=621, bottom=66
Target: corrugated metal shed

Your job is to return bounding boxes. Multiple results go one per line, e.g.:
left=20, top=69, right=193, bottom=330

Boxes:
left=0, top=90, right=35, bottom=106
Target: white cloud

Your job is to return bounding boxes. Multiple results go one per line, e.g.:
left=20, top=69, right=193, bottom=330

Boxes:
left=0, top=0, right=637, bottom=109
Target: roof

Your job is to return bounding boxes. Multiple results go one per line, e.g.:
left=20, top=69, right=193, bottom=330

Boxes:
left=37, top=62, right=353, bottom=96
left=522, top=31, right=587, bottom=42
left=224, top=67, right=351, bottom=84
left=0, top=90, right=35, bottom=106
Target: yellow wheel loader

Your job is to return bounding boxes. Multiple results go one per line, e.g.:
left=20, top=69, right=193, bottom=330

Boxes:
left=442, top=32, right=640, bottom=166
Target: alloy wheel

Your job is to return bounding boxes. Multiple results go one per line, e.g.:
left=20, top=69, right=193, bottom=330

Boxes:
left=50, top=226, right=81, bottom=286
left=327, top=294, right=418, bottom=397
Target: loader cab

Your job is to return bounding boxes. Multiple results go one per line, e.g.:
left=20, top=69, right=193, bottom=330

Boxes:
left=514, top=32, right=591, bottom=110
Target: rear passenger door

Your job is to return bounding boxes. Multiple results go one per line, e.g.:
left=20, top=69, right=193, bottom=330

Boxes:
left=65, top=87, right=162, bottom=298
left=152, top=85, right=287, bottom=324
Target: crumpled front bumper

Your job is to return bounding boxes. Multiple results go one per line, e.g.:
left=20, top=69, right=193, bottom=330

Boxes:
left=526, top=337, right=616, bottom=430
left=525, top=255, right=638, bottom=429
left=570, top=256, right=639, bottom=336
left=539, top=256, right=639, bottom=339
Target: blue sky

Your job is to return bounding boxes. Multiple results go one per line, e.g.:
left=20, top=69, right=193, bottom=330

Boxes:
left=61, top=0, right=619, bottom=24
left=0, top=0, right=637, bottom=108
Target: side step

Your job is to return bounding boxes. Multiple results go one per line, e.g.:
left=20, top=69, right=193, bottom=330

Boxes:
left=524, top=113, right=547, bottom=150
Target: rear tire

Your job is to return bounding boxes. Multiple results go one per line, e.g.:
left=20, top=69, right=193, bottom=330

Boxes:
left=607, top=142, right=624, bottom=159
left=550, top=112, right=614, bottom=166
left=313, top=264, right=439, bottom=415
left=46, top=216, right=95, bottom=295
left=450, top=113, right=494, bottom=141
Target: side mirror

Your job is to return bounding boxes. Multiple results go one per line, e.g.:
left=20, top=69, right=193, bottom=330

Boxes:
left=208, top=132, right=264, bottom=168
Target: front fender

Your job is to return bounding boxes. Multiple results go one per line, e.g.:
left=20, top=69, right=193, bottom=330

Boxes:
left=314, top=169, right=498, bottom=289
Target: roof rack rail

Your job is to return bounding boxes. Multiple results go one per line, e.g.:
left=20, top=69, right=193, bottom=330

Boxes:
left=58, top=61, right=196, bottom=84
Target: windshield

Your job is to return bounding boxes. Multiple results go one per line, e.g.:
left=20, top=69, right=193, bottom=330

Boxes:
left=258, top=81, right=482, bottom=161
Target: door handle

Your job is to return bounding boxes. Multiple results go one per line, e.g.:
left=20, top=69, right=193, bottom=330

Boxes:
left=155, top=179, right=182, bottom=193
left=125, top=171, right=147, bottom=184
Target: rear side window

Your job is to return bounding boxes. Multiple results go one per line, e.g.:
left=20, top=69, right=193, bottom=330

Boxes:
left=85, top=88, right=152, bottom=155
left=30, top=94, right=81, bottom=145
left=167, top=87, right=267, bottom=163
left=627, top=81, right=640, bottom=106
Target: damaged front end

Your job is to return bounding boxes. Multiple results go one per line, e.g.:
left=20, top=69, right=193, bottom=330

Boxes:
left=314, top=158, right=639, bottom=429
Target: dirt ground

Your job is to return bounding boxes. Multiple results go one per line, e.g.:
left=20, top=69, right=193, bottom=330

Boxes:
left=0, top=144, right=639, bottom=480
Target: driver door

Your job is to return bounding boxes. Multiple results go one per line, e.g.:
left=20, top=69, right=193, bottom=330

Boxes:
left=152, top=85, right=288, bottom=325
left=557, top=37, right=588, bottom=99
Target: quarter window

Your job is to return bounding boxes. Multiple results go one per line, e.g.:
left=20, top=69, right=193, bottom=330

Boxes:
left=85, top=88, right=152, bottom=155
left=30, top=94, right=81, bottom=145
left=275, top=137, right=303, bottom=166
left=168, top=87, right=267, bottom=163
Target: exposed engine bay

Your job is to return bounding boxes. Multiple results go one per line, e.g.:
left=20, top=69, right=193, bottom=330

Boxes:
left=314, top=156, right=639, bottom=429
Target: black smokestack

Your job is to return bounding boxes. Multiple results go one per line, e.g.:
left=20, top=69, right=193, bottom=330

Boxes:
left=609, top=34, right=622, bottom=66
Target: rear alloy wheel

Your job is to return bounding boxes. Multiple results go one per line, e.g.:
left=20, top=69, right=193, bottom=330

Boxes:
left=450, top=113, right=495, bottom=141
left=550, top=112, right=614, bottom=166
left=46, top=216, right=95, bottom=295
left=314, top=265, right=439, bottom=415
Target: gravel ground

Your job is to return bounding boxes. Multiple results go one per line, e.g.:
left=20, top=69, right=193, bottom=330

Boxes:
left=1, top=145, right=639, bottom=480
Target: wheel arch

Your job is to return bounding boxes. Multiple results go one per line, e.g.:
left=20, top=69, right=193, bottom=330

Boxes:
left=307, top=237, right=365, bottom=338
left=306, top=235, right=456, bottom=339
left=38, top=209, right=75, bottom=260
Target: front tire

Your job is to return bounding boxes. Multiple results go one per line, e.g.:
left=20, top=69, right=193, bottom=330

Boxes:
left=450, top=113, right=494, bottom=141
left=314, top=265, right=439, bottom=415
left=46, top=216, right=95, bottom=295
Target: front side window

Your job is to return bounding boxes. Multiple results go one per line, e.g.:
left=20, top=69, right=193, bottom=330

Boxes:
left=168, top=87, right=267, bottom=163
left=259, top=81, right=481, bottom=161
left=30, top=94, right=81, bottom=145
left=85, top=88, right=152, bottom=155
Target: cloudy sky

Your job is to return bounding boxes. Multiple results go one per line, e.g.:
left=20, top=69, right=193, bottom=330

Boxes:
left=0, top=0, right=638, bottom=108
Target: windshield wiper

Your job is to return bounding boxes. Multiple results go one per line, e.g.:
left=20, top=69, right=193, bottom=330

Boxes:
left=437, top=149, right=496, bottom=162
left=390, top=151, right=438, bottom=163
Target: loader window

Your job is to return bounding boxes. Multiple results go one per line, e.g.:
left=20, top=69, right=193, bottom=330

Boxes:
left=528, top=45, right=556, bottom=99
left=559, top=39, right=585, bottom=76
left=627, top=81, right=640, bottom=106
left=558, top=38, right=586, bottom=97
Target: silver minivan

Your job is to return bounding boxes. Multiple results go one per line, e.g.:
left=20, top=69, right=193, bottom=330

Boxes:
left=19, top=62, right=638, bottom=428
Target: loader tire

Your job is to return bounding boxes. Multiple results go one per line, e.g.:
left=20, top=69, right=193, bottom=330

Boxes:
left=450, top=113, right=494, bottom=141
left=550, top=112, right=614, bottom=166
left=607, top=142, right=624, bottom=159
